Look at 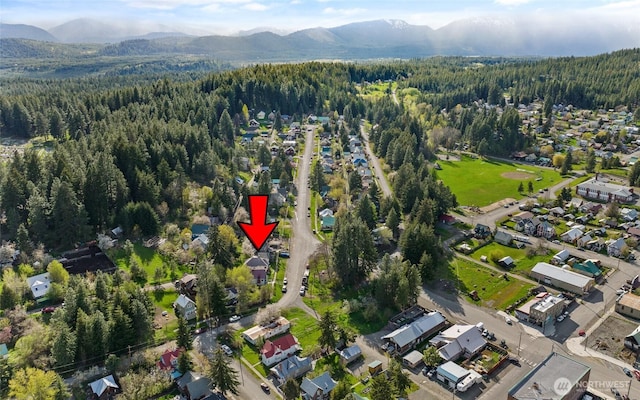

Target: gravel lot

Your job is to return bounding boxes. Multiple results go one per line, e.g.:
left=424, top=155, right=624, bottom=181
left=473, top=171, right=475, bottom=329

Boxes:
left=589, top=314, right=639, bottom=364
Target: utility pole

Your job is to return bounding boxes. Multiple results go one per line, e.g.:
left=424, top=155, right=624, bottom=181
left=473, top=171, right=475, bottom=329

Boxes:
left=628, top=378, right=632, bottom=399
left=517, top=331, right=522, bottom=356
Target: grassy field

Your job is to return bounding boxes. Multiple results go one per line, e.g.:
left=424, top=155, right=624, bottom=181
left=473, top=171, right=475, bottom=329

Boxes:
left=110, top=242, right=169, bottom=284
left=436, top=155, right=562, bottom=207
left=469, top=242, right=553, bottom=276
left=434, top=257, right=533, bottom=310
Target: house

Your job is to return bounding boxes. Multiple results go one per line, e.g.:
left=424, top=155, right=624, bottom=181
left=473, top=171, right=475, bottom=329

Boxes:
left=242, top=316, right=291, bottom=345
left=474, top=224, right=491, bottom=238
left=530, top=262, right=595, bottom=295
left=185, top=376, right=212, bottom=400
left=429, top=324, right=486, bottom=362
left=190, top=234, right=209, bottom=251
left=548, top=207, right=565, bottom=217
left=89, top=375, right=119, bottom=400
left=257, top=111, right=266, bottom=120
left=607, top=237, right=627, bottom=258
left=499, top=256, right=515, bottom=268
left=439, top=214, right=456, bottom=225
left=570, top=260, right=601, bottom=279
left=301, top=371, right=338, bottom=400
left=321, top=215, right=336, bottom=231
left=157, top=348, right=182, bottom=372
left=173, top=294, right=197, bottom=320
left=576, top=176, right=634, bottom=203
left=552, top=249, right=571, bottom=265
left=616, top=293, right=640, bottom=320
left=177, top=274, right=198, bottom=296
left=26, top=272, right=51, bottom=300
left=536, top=221, right=556, bottom=239
left=507, top=352, right=591, bottom=400
left=576, top=234, right=592, bottom=248
left=494, top=230, right=513, bottom=246
left=436, top=361, right=470, bottom=389
left=339, top=345, right=362, bottom=365
left=261, top=333, right=301, bottom=366
left=622, top=208, right=639, bottom=221
left=270, top=355, right=312, bottom=385
left=626, top=325, right=640, bottom=352
left=244, top=255, right=269, bottom=286
left=561, top=228, right=583, bottom=244
left=381, top=311, right=447, bottom=355
left=628, top=226, right=640, bottom=239
left=190, top=224, right=210, bottom=240
left=318, top=208, right=334, bottom=218
left=402, top=350, right=424, bottom=369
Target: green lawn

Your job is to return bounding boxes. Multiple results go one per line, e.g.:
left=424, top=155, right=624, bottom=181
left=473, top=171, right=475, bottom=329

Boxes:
left=110, top=242, right=169, bottom=284
left=283, top=308, right=321, bottom=350
left=434, top=257, right=533, bottom=310
left=436, top=155, right=562, bottom=207
left=151, top=288, right=179, bottom=311
left=469, top=242, right=553, bottom=276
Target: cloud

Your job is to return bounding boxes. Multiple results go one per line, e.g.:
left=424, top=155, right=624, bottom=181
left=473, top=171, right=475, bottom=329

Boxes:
left=494, top=0, right=532, bottom=5
left=290, top=0, right=302, bottom=4
left=322, top=7, right=365, bottom=16
left=243, top=2, right=269, bottom=11
left=125, top=0, right=250, bottom=9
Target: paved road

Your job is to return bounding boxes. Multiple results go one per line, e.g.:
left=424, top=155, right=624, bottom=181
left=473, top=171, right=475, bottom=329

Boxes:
left=359, top=122, right=392, bottom=198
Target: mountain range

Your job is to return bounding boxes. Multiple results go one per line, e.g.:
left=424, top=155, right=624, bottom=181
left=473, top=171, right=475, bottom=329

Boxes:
left=1, top=17, right=640, bottom=62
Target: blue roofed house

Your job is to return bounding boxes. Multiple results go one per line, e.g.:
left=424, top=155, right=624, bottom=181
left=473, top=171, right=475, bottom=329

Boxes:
left=301, top=371, right=338, bottom=400
left=270, top=355, right=312, bottom=386
left=321, top=216, right=336, bottom=231
left=190, top=224, right=210, bottom=240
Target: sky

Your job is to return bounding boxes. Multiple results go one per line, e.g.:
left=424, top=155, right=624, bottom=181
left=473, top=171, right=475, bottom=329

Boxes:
left=2, top=0, right=640, bottom=35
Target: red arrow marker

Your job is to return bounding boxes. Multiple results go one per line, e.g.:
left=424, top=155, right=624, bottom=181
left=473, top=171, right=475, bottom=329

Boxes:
left=238, top=195, right=279, bottom=252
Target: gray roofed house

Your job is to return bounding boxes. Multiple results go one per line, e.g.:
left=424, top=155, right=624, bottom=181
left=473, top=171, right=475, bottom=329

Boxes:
left=338, top=344, right=362, bottom=365
left=530, top=262, right=595, bottom=295
left=176, top=371, right=201, bottom=392
left=436, top=361, right=470, bottom=389
left=89, top=375, right=119, bottom=399
left=430, top=324, right=486, bottom=362
left=494, top=230, right=513, bottom=246
left=301, top=371, right=337, bottom=400
left=508, top=352, right=591, bottom=400
left=270, top=355, right=312, bottom=385
left=186, top=376, right=212, bottom=400
left=26, top=272, right=51, bottom=300
left=381, top=311, right=447, bottom=355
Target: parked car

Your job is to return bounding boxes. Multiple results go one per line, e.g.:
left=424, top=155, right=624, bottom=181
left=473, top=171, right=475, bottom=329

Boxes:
left=633, top=369, right=640, bottom=381
left=556, top=315, right=565, bottom=323
left=427, top=370, right=436, bottom=379
left=299, top=286, right=306, bottom=296
left=623, top=367, right=633, bottom=377
left=42, top=306, right=56, bottom=313
left=283, top=277, right=288, bottom=285
left=194, top=326, right=208, bottom=335
left=486, top=332, right=496, bottom=341
left=281, top=285, right=287, bottom=293
left=578, top=329, right=586, bottom=336
left=421, top=366, right=430, bottom=376
left=221, top=344, right=233, bottom=356
left=500, top=339, right=508, bottom=349
left=505, top=316, right=513, bottom=325
left=229, top=315, right=241, bottom=323
left=509, top=357, right=521, bottom=366
left=279, top=251, right=290, bottom=258
left=260, top=383, right=270, bottom=393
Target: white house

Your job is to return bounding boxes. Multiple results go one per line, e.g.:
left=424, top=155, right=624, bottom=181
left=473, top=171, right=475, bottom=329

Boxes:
left=622, top=208, right=639, bottom=221
left=173, top=294, right=197, bottom=320
left=26, top=272, right=51, bottom=300
left=261, top=333, right=300, bottom=366
left=561, top=228, right=583, bottom=244
left=607, top=237, right=627, bottom=258
left=429, top=324, right=486, bottom=362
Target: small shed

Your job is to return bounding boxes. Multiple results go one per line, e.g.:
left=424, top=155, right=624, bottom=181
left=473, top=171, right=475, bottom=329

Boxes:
left=499, top=256, right=515, bottom=268
left=402, top=350, right=424, bottom=369
left=339, top=345, right=362, bottom=365
left=368, top=360, right=383, bottom=376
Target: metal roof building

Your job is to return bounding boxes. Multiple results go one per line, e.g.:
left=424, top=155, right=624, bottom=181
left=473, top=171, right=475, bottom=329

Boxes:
left=531, top=262, right=595, bottom=294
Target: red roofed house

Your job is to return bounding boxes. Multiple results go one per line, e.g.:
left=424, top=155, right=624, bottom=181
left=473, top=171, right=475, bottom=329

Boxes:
left=261, top=333, right=301, bottom=367
left=158, top=348, right=183, bottom=371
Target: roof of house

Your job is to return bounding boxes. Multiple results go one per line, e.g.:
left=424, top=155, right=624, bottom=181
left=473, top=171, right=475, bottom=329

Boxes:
left=508, top=353, right=591, bottom=400
left=381, top=311, right=446, bottom=348
left=531, top=262, right=594, bottom=289
left=261, top=333, right=299, bottom=358
left=562, top=227, right=583, bottom=240
left=245, top=255, right=269, bottom=269
left=499, top=256, right=514, bottom=265
left=437, top=361, right=470, bottom=382
left=301, top=371, right=337, bottom=397
left=627, top=325, right=640, bottom=342
left=619, top=293, right=640, bottom=311
left=494, top=230, right=512, bottom=243
left=26, top=272, right=51, bottom=299
left=190, top=224, right=210, bottom=237
left=319, top=208, right=334, bottom=217
left=571, top=261, right=602, bottom=277
left=431, top=324, right=486, bottom=360
left=158, top=348, right=182, bottom=370
left=553, top=249, right=571, bottom=261
left=174, top=294, right=196, bottom=309
left=89, top=375, right=119, bottom=396
left=608, top=237, right=626, bottom=250
left=270, top=355, right=312, bottom=381
left=186, top=377, right=212, bottom=399
left=176, top=371, right=201, bottom=390
left=402, top=350, right=423, bottom=365
left=339, top=345, right=362, bottom=361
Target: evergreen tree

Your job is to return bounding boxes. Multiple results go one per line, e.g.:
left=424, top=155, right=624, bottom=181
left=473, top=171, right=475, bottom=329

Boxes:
left=318, top=310, right=338, bottom=351
left=282, top=378, right=300, bottom=400
left=585, top=148, right=597, bottom=174
left=331, top=213, right=377, bottom=286
left=176, top=316, right=193, bottom=351
left=369, top=374, right=393, bottom=400
left=208, top=347, right=240, bottom=396
left=528, top=181, right=534, bottom=193
left=177, top=351, right=192, bottom=374
left=517, top=182, right=524, bottom=193
left=356, top=195, right=376, bottom=230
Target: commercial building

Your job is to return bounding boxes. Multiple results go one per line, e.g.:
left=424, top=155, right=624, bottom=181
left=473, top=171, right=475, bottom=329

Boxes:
left=381, top=311, right=447, bottom=355
left=616, top=292, right=640, bottom=319
left=576, top=176, right=634, bottom=203
left=436, top=361, right=470, bottom=389
left=508, top=352, right=591, bottom=400
left=530, top=262, right=595, bottom=295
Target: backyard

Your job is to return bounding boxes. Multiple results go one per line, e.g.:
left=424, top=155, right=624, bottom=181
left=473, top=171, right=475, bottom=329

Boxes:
left=433, top=257, right=534, bottom=310
left=436, top=155, right=562, bottom=207
left=469, top=242, right=553, bottom=277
